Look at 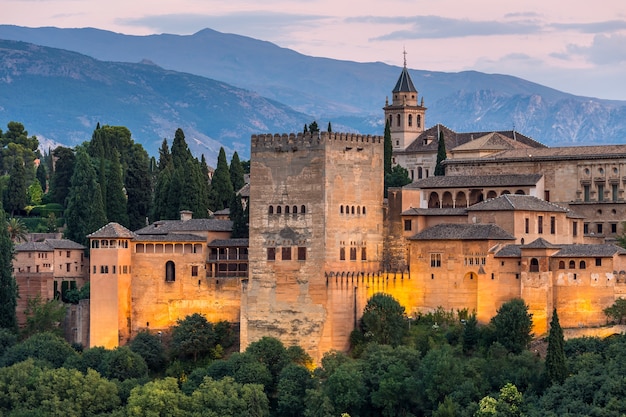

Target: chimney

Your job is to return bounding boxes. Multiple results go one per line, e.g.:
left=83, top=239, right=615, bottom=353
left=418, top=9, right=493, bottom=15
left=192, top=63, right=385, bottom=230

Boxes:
left=180, top=210, right=193, bottom=221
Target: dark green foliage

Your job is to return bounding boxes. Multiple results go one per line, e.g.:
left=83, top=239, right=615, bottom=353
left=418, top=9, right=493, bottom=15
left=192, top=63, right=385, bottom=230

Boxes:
left=35, top=162, right=46, bottom=193
left=462, top=313, right=479, bottom=354
left=383, top=119, right=392, bottom=176
left=64, top=148, right=107, bottom=246
left=327, top=121, right=332, bottom=132
left=0, top=328, right=17, bottom=357
left=230, top=193, right=249, bottom=238
left=129, top=331, right=167, bottom=373
left=245, top=336, right=291, bottom=394
left=1, top=332, right=77, bottom=368
left=384, top=164, right=412, bottom=196
left=490, top=298, right=533, bottom=354
left=63, top=346, right=108, bottom=375
left=21, top=295, right=66, bottom=339
left=126, top=144, right=152, bottom=230
left=229, top=151, right=246, bottom=193
left=603, top=297, right=626, bottom=324
left=434, top=129, right=447, bottom=176
left=171, top=313, right=217, bottom=362
left=5, top=156, right=28, bottom=215
left=102, top=346, right=149, bottom=381
left=360, top=293, right=408, bottom=346
left=209, top=147, right=234, bottom=211
left=104, top=152, right=129, bottom=226
left=286, top=345, right=313, bottom=368
left=276, top=365, right=313, bottom=417
left=49, top=146, right=75, bottom=206
left=545, top=309, right=567, bottom=385
left=308, top=121, right=320, bottom=134
left=0, top=207, right=17, bottom=331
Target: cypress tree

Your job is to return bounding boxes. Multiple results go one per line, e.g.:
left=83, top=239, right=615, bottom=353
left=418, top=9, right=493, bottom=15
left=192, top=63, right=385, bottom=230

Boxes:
left=36, top=162, right=47, bottom=192
left=50, top=146, right=75, bottom=207
left=384, top=119, right=392, bottom=176
left=229, top=152, right=245, bottom=193
left=5, top=157, right=28, bottom=216
left=64, top=148, right=107, bottom=246
left=545, top=308, right=567, bottom=385
left=126, top=144, right=153, bottom=230
left=327, top=121, right=332, bottom=133
left=209, top=147, right=234, bottom=211
left=105, top=151, right=129, bottom=226
left=462, top=313, right=479, bottom=354
left=0, top=204, right=18, bottom=331
left=434, top=129, right=447, bottom=176
left=230, top=193, right=248, bottom=238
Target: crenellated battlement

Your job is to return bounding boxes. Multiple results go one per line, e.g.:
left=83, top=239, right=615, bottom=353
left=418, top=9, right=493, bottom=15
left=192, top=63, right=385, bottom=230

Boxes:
left=251, top=132, right=383, bottom=151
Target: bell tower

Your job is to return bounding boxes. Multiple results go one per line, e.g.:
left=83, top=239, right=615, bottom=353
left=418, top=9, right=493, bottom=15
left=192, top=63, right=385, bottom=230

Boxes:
left=383, top=51, right=426, bottom=151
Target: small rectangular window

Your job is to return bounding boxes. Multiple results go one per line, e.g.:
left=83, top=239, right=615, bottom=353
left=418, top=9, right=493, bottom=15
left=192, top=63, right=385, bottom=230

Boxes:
left=67, top=251, right=71, bottom=258
left=340, top=247, right=345, bottom=261
left=584, top=185, right=590, bottom=202
left=573, top=221, right=578, bottom=237
left=597, top=223, right=603, bottom=234
left=430, top=253, right=442, bottom=268
left=361, top=247, right=367, bottom=261
left=267, top=247, right=276, bottom=261
left=112, top=265, right=116, bottom=274
left=550, top=216, right=556, bottom=234
left=282, top=247, right=292, bottom=261
left=525, top=218, right=529, bottom=234
left=191, top=266, right=199, bottom=276
left=538, top=216, right=543, bottom=234
left=584, top=223, right=589, bottom=234
left=598, top=184, right=604, bottom=202
left=404, top=219, right=412, bottom=231
left=297, top=247, right=306, bottom=261
left=350, top=247, right=357, bottom=261
left=611, top=223, right=618, bottom=234
left=596, top=258, right=602, bottom=266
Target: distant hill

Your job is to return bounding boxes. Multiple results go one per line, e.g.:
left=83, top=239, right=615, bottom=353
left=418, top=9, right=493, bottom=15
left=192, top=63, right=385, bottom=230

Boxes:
left=0, top=39, right=308, bottom=160
left=1, top=25, right=626, bottom=153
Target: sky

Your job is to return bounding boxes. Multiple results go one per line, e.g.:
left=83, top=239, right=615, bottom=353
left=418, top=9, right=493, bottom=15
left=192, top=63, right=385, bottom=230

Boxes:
left=3, top=0, right=626, bottom=100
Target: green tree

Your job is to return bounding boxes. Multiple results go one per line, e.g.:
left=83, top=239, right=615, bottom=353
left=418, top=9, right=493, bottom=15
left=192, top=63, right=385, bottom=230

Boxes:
left=327, top=121, right=332, bottom=133
left=463, top=313, right=480, bottom=354
left=209, top=147, right=234, bottom=211
left=190, top=376, right=270, bottom=417
left=360, top=293, right=408, bottom=346
left=491, top=298, right=533, bottom=354
left=383, top=119, right=392, bottom=176
left=21, top=295, right=66, bottom=338
left=126, top=377, right=188, bottom=417
left=384, top=165, right=412, bottom=194
left=0, top=206, right=17, bottom=331
left=245, top=336, right=291, bottom=395
left=603, top=297, right=626, bottom=324
left=230, top=151, right=246, bottom=193
left=276, top=364, right=313, bottom=417
left=27, top=179, right=43, bottom=205
left=129, top=331, right=167, bottom=373
left=230, top=193, right=248, bottom=238
left=171, top=313, right=217, bottom=362
left=152, top=140, right=173, bottom=221
left=308, top=121, right=320, bottom=134
left=5, top=156, right=28, bottom=215
left=323, top=360, right=367, bottom=416
left=49, top=146, right=75, bottom=206
left=102, top=346, right=149, bottom=381
left=1, top=332, right=77, bottom=368
left=434, top=129, right=447, bottom=176
left=126, top=144, right=153, bottom=230
left=105, top=151, right=129, bottom=226
left=46, top=212, right=58, bottom=233
left=545, top=308, right=567, bottom=385
left=35, top=161, right=47, bottom=192
left=6, top=217, right=28, bottom=242
left=64, top=147, right=107, bottom=246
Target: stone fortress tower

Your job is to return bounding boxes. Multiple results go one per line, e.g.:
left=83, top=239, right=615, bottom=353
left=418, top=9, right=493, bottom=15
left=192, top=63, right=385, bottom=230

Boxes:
left=241, top=132, right=385, bottom=359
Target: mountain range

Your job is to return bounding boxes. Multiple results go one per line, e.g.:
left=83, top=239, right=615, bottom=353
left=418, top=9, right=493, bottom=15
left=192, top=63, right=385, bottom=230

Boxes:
left=1, top=25, right=625, bottom=160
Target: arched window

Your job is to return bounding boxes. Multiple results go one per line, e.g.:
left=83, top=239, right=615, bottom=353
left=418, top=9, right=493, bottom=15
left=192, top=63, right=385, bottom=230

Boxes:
left=165, top=261, right=176, bottom=282
left=396, top=114, right=401, bottom=127
left=268, top=206, right=274, bottom=214
left=580, top=260, right=586, bottom=269
left=569, top=260, right=576, bottom=269
left=357, top=206, right=361, bottom=215
left=340, top=206, right=344, bottom=214
left=418, top=167, right=423, bottom=179
left=351, top=206, right=355, bottom=214
left=301, top=205, right=306, bottom=214
left=363, top=207, right=366, bottom=215
left=530, top=258, right=539, bottom=272
left=293, top=205, right=297, bottom=214
left=277, top=206, right=282, bottom=214
left=285, top=205, right=290, bottom=214
left=559, top=261, right=565, bottom=269
left=515, top=190, right=525, bottom=195
left=417, top=115, right=421, bottom=128
left=408, top=114, right=413, bottom=127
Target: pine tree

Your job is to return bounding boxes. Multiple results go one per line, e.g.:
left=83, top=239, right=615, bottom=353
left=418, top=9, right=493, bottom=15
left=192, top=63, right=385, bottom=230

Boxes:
left=308, top=121, right=320, bottom=134
left=229, top=152, right=245, bottom=193
left=0, top=204, right=18, bottom=331
left=434, top=129, right=446, bottom=176
left=64, top=148, right=107, bottom=247
left=545, top=308, right=567, bottom=385
left=209, top=147, right=234, bottom=211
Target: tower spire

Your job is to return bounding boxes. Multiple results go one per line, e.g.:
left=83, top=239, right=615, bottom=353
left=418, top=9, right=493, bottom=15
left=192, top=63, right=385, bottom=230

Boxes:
left=403, top=47, right=407, bottom=68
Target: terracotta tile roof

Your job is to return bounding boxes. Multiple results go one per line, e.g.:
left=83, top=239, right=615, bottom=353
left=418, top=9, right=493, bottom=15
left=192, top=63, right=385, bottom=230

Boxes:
left=552, top=244, right=626, bottom=257
left=447, top=144, right=626, bottom=164
left=409, top=223, right=515, bottom=241
left=15, top=239, right=85, bottom=252
left=405, top=174, right=543, bottom=189
left=209, top=238, right=249, bottom=247
left=400, top=124, right=545, bottom=154
left=135, top=234, right=206, bottom=242
left=237, top=183, right=250, bottom=197
left=451, top=132, right=535, bottom=152
left=134, top=219, right=232, bottom=235
left=87, top=223, right=136, bottom=239
left=402, top=207, right=467, bottom=216
left=494, top=244, right=522, bottom=257
left=521, top=238, right=561, bottom=249
left=467, top=195, right=568, bottom=212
